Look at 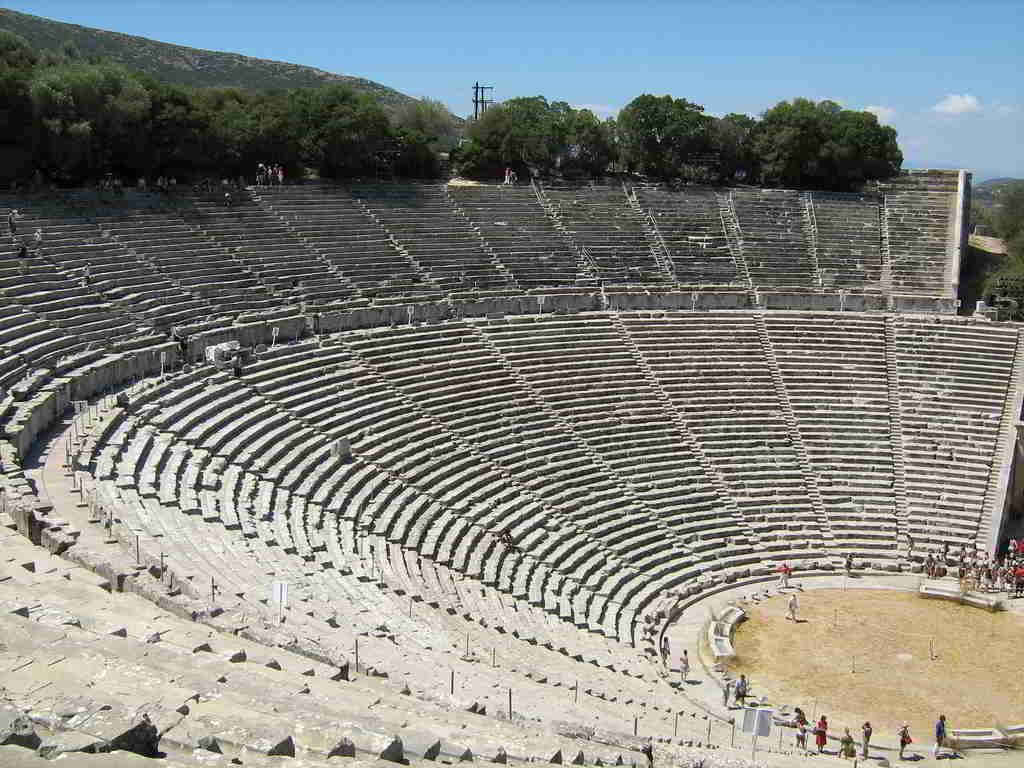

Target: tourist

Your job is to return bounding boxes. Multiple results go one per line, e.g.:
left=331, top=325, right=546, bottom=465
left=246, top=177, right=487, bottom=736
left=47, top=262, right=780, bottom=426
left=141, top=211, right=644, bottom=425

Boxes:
left=777, top=562, right=791, bottom=589
left=787, top=592, right=799, bottom=622
left=840, top=728, right=855, bottom=759
left=734, top=674, right=748, bottom=706
left=660, top=634, right=670, bottom=665
left=82, top=262, right=92, bottom=287
left=224, top=190, right=233, bottom=207
left=641, top=739, right=654, bottom=768
left=815, top=715, right=828, bottom=753
left=32, top=227, right=42, bottom=255
left=679, top=649, right=689, bottom=683
left=8, top=208, right=17, bottom=239
left=844, top=552, right=854, bottom=574
left=861, top=721, right=872, bottom=758
left=722, top=678, right=733, bottom=709
left=898, top=723, right=913, bottom=759
left=933, top=714, right=947, bottom=758
left=796, top=721, right=807, bottom=751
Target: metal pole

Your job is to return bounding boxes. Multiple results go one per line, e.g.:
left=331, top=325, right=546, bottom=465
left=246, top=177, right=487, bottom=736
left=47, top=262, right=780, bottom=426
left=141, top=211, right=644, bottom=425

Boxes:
left=466, top=633, right=470, bottom=657
left=135, top=534, right=140, bottom=563
left=492, top=648, right=496, bottom=667
left=674, top=712, right=678, bottom=737
left=508, top=688, right=512, bottom=720
left=450, top=669, right=454, bottom=695
left=355, top=638, right=359, bottom=674
left=575, top=680, right=579, bottom=704
left=731, top=721, right=736, bottom=747
left=707, top=717, right=712, bottom=744
left=634, top=716, right=638, bottom=737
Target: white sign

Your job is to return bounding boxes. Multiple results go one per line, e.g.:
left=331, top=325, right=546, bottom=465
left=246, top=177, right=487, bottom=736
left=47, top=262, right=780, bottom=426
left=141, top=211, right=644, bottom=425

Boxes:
left=271, top=580, right=289, bottom=607
left=741, top=707, right=772, bottom=738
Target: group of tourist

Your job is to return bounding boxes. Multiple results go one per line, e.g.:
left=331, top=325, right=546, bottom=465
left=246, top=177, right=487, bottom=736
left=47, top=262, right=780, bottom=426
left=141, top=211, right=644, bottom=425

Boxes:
left=788, top=709, right=949, bottom=760
left=502, top=167, right=519, bottom=185
left=921, top=540, right=1024, bottom=596
left=256, top=163, right=286, bottom=187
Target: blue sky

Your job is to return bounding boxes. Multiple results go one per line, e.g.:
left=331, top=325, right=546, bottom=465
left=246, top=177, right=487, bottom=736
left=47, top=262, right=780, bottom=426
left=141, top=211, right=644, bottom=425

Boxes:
left=11, top=1, right=1022, bottom=180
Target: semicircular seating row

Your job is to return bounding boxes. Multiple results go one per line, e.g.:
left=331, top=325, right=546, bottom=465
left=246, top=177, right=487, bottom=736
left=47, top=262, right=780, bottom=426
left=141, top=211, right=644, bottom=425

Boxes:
left=83, top=311, right=1022, bottom=649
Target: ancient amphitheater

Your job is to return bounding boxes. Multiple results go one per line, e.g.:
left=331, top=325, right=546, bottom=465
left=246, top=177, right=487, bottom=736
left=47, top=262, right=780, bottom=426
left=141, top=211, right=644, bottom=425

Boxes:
left=1, top=169, right=1021, bottom=766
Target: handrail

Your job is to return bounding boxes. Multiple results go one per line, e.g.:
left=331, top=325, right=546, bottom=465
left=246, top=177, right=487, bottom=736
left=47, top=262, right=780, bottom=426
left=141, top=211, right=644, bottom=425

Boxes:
left=644, top=211, right=676, bottom=280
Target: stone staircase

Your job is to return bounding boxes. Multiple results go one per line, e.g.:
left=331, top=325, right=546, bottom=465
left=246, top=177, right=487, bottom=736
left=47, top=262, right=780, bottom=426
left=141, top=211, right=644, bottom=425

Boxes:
left=801, top=193, right=824, bottom=289
left=977, top=327, right=1024, bottom=551
left=441, top=186, right=519, bottom=289
left=879, top=197, right=895, bottom=302
left=610, top=313, right=760, bottom=555
left=352, top=197, right=438, bottom=287
left=530, top=181, right=595, bottom=281
left=752, top=313, right=836, bottom=553
left=626, top=189, right=676, bottom=282
left=248, top=188, right=365, bottom=303
left=882, top=317, right=910, bottom=556
left=716, top=193, right=753, bottom=292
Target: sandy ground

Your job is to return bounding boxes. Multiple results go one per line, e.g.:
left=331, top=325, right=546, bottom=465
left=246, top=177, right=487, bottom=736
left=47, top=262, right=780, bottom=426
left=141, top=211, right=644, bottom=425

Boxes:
left=725, top=589, right=1024, bottom=743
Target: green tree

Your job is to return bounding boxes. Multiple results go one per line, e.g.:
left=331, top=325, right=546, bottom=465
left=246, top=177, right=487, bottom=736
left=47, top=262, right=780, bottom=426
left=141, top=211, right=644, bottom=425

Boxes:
left=713, top=113, right=758, bottom=182
left=392, top=98, right=460, bottom=152
left=456, top=96, right=612, bottom=179
left=617, top=94, right=713, bottom=180
left=29, top=61, right=151, bottom=179
left=285, top=85, right=391, bottom=178
left=753, top=98, right=901, bottom=189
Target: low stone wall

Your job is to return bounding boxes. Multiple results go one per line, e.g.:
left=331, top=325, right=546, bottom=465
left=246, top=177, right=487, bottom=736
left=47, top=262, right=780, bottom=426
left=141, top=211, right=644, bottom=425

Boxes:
left=184, top=315, right=307, bottom=361
left=3, top=344, right=178, bottom=461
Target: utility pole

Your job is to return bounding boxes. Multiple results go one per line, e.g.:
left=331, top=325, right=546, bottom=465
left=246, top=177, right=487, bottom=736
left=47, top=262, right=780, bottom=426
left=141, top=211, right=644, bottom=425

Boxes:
left=472, top=81, right=494, bottom=119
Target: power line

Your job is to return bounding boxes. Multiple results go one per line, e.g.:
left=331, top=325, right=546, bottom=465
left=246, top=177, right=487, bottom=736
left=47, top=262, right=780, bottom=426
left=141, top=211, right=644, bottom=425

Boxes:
left=472, top=81, right=494, bottom=120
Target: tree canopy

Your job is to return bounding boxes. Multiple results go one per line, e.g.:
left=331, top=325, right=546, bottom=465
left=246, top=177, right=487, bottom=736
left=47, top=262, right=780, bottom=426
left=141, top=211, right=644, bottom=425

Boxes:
left=753, top=98, right=902, bottom=190
left=617, top=94, right=714, bottom=180
left=454, top=97, right=613, bottom=180
left=0, top=34, right=906, bottom=192
left=0, top=40, right=455, bottom=184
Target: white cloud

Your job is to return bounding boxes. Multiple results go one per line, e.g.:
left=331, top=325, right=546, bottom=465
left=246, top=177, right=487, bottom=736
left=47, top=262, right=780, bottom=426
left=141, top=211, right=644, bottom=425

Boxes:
left=864, top=105, right=897, bottom=124
left=931, top=94, right=982, bottom=115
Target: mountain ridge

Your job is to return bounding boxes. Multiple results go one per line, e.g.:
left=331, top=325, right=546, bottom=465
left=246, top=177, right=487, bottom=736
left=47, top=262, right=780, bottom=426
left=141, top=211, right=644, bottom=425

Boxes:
left=0, top=7, right=420, bottom=109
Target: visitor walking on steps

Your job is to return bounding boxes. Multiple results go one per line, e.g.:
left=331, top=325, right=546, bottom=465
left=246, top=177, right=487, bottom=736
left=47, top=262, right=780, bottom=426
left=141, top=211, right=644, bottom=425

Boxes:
left=679, top=649, right=689, bottom=683
left=933, top=714, right=947, bottom=758
left=898, top=723, right=913, bottom=759
left=660, top=634, right=670, bottom=665
left=722, top=678, right=733, bottom=708
left=815, top=715, right=828, bottom=753
left=861, top=721, right=872, bottom=758
left=787, top=592, right=799, bottom=621
left=8, top=209, right=17, bottom=240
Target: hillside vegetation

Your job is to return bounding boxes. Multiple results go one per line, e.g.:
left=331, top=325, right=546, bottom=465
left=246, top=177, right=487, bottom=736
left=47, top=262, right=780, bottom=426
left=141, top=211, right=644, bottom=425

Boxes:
left=0, top=7, right=418, bottom=108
